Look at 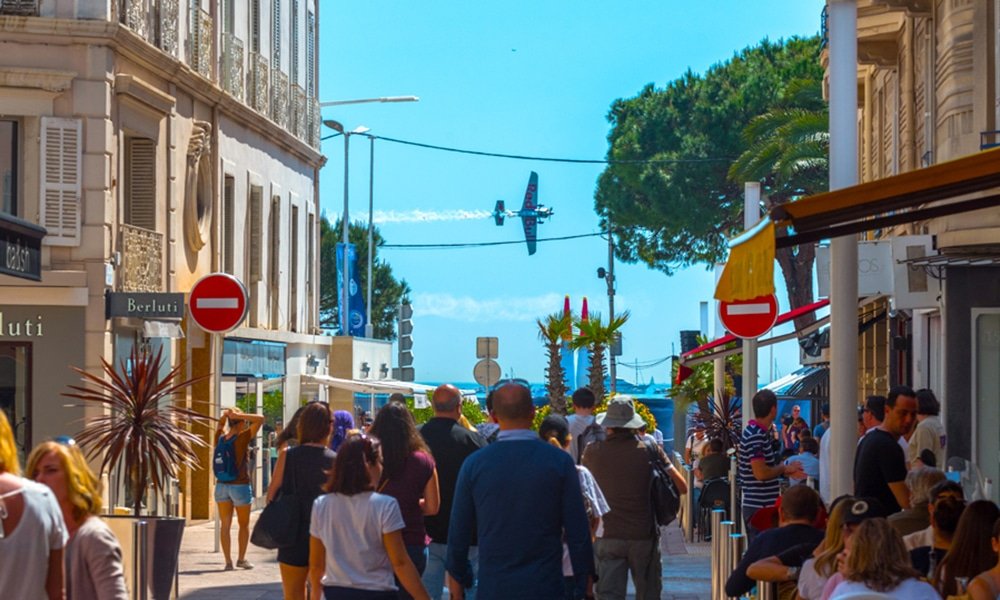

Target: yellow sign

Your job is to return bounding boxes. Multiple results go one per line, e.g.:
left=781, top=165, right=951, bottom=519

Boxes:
left=714, top=219, right=776, bottom=302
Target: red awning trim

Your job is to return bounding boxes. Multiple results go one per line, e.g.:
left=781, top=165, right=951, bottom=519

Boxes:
left=681, top=298, right=830, bottom=359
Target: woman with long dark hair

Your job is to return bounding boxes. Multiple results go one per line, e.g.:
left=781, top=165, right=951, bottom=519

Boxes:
left=267, top=402, right=337, bottom=600
left=968, top=516, right=1000, bottom=600
left=933, top=500, right=1000, bottom=597
left=308, top=435, right=430, bottom=600
left=369, top=403, right=440, bottom=599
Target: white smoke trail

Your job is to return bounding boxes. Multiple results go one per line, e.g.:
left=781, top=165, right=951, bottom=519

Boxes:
left=372, top=209, right=492, bottom=224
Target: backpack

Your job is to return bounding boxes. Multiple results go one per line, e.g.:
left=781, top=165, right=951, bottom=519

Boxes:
left=213, top=435, right=240, bottom=482
left=576, top=420, right=606, bottom=464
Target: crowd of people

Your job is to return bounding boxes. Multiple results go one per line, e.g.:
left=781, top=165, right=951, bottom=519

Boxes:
left=719, top=386, right=1000, bottom=599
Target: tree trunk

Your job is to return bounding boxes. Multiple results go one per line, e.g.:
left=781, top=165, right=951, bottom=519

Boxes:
left=589, top=344, right=606, bottom=400
left=546, top=341, right=568, bottom=414
left=775, top=243, right=817, bottom=333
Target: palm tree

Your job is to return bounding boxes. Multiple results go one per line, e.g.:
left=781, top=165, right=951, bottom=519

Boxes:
left=571, top=311, right=629, bottom=400
left=729, top=77, right=828, bottom=332
left=537, top=312, right=573, bottom=414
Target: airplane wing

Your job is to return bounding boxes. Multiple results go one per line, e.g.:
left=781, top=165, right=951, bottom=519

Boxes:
left=521, top=172, right=538, bottom=255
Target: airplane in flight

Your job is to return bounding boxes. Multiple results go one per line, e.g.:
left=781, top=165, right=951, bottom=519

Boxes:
left=491, top=171, right=553, bottom=255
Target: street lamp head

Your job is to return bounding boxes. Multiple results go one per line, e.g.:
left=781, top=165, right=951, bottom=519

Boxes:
left=381, top=95, right=419, bottom=103
left=323, top=119, right=345, bottom=133
left=352, top=126, right=371, bottom=135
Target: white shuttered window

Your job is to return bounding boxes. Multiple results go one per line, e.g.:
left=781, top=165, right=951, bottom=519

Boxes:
left=40, top=117, right=82, bottom=246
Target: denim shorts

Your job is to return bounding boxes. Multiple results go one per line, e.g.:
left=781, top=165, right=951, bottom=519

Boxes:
left=214, top=482, right=253, bottom=506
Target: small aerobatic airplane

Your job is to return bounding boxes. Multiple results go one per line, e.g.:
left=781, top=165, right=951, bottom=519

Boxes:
left=492, top=171, right=553, bottom=255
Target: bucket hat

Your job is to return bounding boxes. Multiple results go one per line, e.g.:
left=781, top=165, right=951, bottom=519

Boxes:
left=595, top=396, right=645, bottom=429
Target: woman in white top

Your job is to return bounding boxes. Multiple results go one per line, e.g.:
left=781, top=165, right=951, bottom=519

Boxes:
left=830, top=517, right=940, bottom=599
left=28, top=438, right=128, bottom=600
left=308, top=434, right=429, bottom=600
left=0, top=411, right=68, bottom=599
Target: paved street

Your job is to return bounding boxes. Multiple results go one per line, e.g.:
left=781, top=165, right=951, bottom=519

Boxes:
left=178, top=512, right=711, bottom=599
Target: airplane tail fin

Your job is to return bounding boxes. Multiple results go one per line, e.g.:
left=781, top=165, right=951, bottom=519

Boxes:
left=493, top=200, right=505, bottom=226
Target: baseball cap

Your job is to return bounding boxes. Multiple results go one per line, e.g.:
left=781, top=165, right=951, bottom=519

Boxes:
left=842, top=497, right=883, bottom=524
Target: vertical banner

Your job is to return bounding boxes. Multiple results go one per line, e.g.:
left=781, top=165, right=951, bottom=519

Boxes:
left=336, top=243, right=367, bottom=336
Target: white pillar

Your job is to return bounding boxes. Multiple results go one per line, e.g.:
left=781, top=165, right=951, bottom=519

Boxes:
left=828, top=0, right=860, bottom=500
left=742, top=182, right=761, bottom=420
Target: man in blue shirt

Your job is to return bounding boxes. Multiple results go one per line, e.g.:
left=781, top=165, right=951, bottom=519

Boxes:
left=784, top=437, right=820, bottom=486
left=446, top=383, right=594, bottom=600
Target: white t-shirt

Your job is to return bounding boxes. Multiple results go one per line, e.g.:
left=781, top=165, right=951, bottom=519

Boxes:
left=563, top=465, right=610, bottom=576
left=0, top=479, right=68, bottom=598
left=830, top=578, right=940, bottom=599
left=310, top=491, right=406, bottom=591
left=797, top=557, right=829, bottom=600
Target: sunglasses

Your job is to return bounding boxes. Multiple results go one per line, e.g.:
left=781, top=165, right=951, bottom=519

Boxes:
left=54, top=435, right=77, bottom=447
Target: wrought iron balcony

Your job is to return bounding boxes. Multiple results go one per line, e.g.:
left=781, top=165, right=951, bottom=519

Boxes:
left=221, top=33, right=244, bottom=101
left=248, top=51, right=270, bottom=114
left=157, top=0, right=178, bottom=56
left=122, top=0, right=150, bottom=41
left=270, top=69, right=289, bottom=128
left=0, top=0, right=38, bottom=15
left=188, top=7, right=214, bottom=79
left=291, top=84, right=307, bottom=140
left=310, top=99, right=321, bottom=148
left=119, top=224, right=163, bottom=292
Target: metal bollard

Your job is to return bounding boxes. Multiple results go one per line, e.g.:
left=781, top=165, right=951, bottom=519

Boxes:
left=717, top=521, right=734, bottom=600
left=710, top=508, right=725, bottom=600
left=727, top=533, right=745, bottom=600
left=683, top=465, right=695, bottom=542
left=132, top=520, right=148, bottom=600
left=729, top=453, right=739, bottom=523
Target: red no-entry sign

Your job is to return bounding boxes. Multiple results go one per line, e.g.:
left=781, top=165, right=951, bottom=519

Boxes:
left=188, top=273, right=249, bottom=334
left=719, top=294, right=779, bottom=339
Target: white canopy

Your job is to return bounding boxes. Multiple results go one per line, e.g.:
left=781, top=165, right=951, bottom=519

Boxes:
left=299, top=374, right=437, bottom=395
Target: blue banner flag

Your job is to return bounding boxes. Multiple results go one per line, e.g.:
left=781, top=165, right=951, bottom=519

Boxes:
left=335, top=242, right=366, bottom=336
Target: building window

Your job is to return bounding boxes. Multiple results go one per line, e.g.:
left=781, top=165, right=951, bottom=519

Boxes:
left=269, top=194, right=281, bottom=329
left=249, top=0, right=261, bottom=53
left=290, top=0, right=299, bottom=83
left=125, top=138, right=156, bottom=230
left=0, top=120, right=18, bottom=215
left=271, top=0, right=281, bottom=69
left=306, top=10, right=315, bottom=96
left=290, top=203, right=299, bottom=331
left=223, top=175, right=235, bottom=274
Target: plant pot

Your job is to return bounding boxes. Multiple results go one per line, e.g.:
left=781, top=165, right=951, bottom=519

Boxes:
left=103, top=515, right=186, bottom=600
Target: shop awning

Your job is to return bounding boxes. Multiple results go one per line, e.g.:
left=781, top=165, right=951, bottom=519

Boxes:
left=681, top=299, right=830, bottom=367
left=771, top=147, right=1000, bottom=248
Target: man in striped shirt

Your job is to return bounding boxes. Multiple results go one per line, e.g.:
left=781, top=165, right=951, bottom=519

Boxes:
left=738, top=389, right=804, bottom=541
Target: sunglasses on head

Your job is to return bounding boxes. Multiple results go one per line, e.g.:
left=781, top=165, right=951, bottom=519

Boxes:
left=54, top=435, right=77, bottom=447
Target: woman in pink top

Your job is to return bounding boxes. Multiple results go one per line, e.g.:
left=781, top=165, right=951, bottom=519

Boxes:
left=370, top=402, right=440, bottom=600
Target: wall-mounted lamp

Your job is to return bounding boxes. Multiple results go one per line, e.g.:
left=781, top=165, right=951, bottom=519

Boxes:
left=379, top=363, right=389, bottom=378
left=360, top=361, right=371, bottom=378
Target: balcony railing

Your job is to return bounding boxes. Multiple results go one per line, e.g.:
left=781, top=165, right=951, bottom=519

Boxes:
left=157, top=0, right=178, bottom=56
left=248, top=51, right=269, bottom=114
left=119, top=224, right=163, bottom=292
left=221, top=32, right=244, bottom=101
left=123, top=0, right=150, bottom=41
left=291, top=84, right=307, bottom=140
left=188, top=7, right=214, bottom=79
left=310, top=98, right=321, bottom=148
left=270, top=70, right=289, bottom=128
left=0, top=0, right=38, bottom=15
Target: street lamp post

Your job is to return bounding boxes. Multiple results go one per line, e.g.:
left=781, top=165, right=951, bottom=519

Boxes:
left=323, top=119, right=370, bottom=336
left=365, top=136, right=375, bottom=338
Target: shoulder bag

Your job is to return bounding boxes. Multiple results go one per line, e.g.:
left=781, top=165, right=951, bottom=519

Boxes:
left=644, top=440, right=681, bottom=527
left=251, top=448, right=301, bottom=549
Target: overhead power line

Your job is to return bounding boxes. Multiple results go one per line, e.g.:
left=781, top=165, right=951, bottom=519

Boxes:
left=321, top=132, right=733, bottom=165
left=382, top=231, right=606, bottom=250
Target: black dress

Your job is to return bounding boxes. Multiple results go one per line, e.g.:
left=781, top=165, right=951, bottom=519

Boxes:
left=276, top=444, right=337, bottom=567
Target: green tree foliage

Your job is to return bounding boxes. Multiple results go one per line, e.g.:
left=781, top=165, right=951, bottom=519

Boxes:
left=537, top=312, right=573, bottom=414
left=570, top=312, right=629, bottom=400
left=319, top=216, right=411, bottom=338
left=595, top=36, right=825, bottom=330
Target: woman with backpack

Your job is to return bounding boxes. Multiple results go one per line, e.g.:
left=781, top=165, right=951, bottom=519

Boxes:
left=213, top=406, right=264, bottom=571
left=369, top=402, right=440, bottom=600
left=267, top=402, right=337, bottom=600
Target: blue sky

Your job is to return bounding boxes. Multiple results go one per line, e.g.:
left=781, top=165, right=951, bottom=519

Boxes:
left=317, top=1, right=826, bottom=384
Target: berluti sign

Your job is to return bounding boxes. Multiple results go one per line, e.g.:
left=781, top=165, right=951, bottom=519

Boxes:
left=0, top=213, right=45, bottom=281
left=106, top=292, right=185, bottom=320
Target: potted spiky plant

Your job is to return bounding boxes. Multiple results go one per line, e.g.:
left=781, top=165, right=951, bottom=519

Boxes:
left=65, top=342, right=210, bottom=598
left=537, top=312, right=573, bottom=414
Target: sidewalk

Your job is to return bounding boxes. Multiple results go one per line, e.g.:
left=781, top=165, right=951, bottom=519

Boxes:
left=178, top=513, right=711, bottom=599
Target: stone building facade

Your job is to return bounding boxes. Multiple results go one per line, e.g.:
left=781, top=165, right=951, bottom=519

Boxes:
left=0, top=0, right=328, bottom=518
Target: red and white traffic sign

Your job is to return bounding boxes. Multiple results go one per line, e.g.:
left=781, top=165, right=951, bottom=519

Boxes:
left=719, top=294, right=779, bottom=339
left=188, top=273, right=249, bottom=334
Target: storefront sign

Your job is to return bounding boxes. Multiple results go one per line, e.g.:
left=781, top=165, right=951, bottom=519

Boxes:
left=0, top=312, right=43, bottom=336
left=0, top=213, right=45, bottom=281
left=106, top=292, right=185, bottom=320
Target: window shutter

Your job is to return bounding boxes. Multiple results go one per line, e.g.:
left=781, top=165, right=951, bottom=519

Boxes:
left=249, top=185, right=263, bottom=282
left=290, top=0, right=299, bottom=82
left=250, top=0, right=261, bottom=53
left=306, top=10, right=315, bottom=96
left=40, top=117, right=82, bottom=247
left=271, top=0, right=281, bottom=69
left=126, top=138, right=156, bottom=231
